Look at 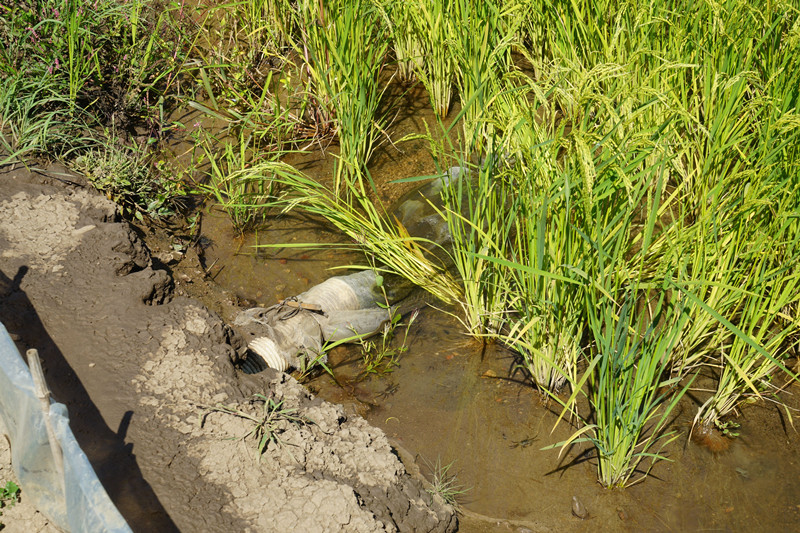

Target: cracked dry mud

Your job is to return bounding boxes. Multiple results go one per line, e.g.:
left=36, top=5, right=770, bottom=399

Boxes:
left=0, top=164, right=457, bottom=533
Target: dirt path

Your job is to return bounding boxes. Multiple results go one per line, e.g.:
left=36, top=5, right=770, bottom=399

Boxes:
left=0, top=163, right=456, bottom=532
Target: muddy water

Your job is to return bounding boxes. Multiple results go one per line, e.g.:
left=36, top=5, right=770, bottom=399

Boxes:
left=196, top=200, right=800, bottom=532
left=313, top=308, right=800, bottom=531
left=182, top=81, right=800, bottom=531
left=196, top=206, right=358, bottom=306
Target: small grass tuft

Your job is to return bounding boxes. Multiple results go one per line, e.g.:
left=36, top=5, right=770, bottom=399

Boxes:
left=202, top=393, right=313, bottom=462
left=72, top=142, right=188, bottom=221
left=424, top=457, right=470, bottom=509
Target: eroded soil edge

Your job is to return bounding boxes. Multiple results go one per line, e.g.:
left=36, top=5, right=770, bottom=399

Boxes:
left=0, top=164, right=456, bottom=533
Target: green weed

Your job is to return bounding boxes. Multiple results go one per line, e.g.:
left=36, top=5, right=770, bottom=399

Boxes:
left=202, top=393, right=312, bottom=462
left=0, top=480, right=20, bottom=524
left=424, top=457, right=469, bottom=509
left=72, top=142, right=188, bottom=220
left=359, top=305, right=418, bottom=376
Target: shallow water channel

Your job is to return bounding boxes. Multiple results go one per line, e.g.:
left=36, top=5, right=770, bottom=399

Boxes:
left=192, top=200, right=800, bottom=532
left=172, top=83, right=800, bottom=531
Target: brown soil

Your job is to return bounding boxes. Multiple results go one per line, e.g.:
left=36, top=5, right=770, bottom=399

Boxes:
left=0, top=162, right=456, bottom=532
left=0, top=419, right=57, bottom=532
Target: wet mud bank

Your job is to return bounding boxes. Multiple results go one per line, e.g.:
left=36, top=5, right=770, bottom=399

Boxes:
left=0, top=164, right=456, bottom=532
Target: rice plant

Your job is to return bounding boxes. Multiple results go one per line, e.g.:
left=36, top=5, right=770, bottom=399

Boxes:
left=292, top=0, right=390, bottom=195
left=545, top=116, right=692, bottom=487
left=408, top=0, right=457, bottom=118
left=381, top=0, right=423, bottom=83
left=502, top=159, right=588, bottom=392
left=677, top=170, right=800, bottom=431
left=561, top=284, right=691, bottom=489
left=265, top=169, right=463, bottom=304
left=436, top=155, right=516, bottom=339
left=407, top=97, right=521, bottom=340
left=691, top=260, right=800, bottom=433
left=448, top=0, right=519, bottom=144
left=653, top=0, right=800, bottom=431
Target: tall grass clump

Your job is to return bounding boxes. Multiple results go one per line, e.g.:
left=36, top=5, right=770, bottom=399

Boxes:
left=449, top=81, right=582, bottom=384
left=190, top=0, right=292, bottom=112
left=0, top=0, right=195, bottom=216
left=293, top=0, right=390, bottom=195
left=243, top=0, right=294, bottom=52
left=0, top=71, right=89, bottom=165
left=381, top=0, right=423, bottom=83
left=2, top=0, right=191, bottom=128
left=188, top=64, right=299, bottom=230
left=197, top=131, right=296, bottom=231
left=185, top=0, right=314, bottom=229
left=408, top=0, right=456, bottom=118
left=72, top=140, right=187, bottom=219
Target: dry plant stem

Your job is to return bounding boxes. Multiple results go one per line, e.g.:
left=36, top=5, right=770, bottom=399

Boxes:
left=26, top=349, right=66, bottom=500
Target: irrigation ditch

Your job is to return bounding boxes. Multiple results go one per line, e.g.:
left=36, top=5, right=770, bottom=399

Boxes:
left=155, top=92, right=800, bottom=532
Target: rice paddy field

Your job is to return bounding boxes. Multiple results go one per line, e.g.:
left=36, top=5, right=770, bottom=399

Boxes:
left=3, top=0, right=800, bottom=530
